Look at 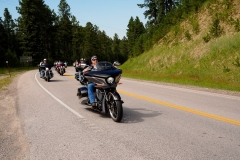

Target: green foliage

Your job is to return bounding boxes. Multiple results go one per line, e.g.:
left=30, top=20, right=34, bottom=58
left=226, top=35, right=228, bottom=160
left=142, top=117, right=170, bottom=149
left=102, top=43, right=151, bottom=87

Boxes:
left=203, top=33, right=211, bottom=43
left=223, top=65, right=230, bottom=72
left=232, top=57, right=240, bottom=67
left=184, top=30, right=191, bottom=40
left=190, top=18, right=200, bottom=34
left=121, top=32, right=240, bottom=92
left=210, top=17, right=224, bottom=38
left=234, top=19, right=240, bottom=32
left=0, top=67, right=35, bottom=91
left=126, top=16, right=146, bottom=57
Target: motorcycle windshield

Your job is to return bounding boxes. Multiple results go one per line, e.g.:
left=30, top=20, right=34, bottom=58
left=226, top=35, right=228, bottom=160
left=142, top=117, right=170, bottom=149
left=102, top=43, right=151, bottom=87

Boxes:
left=85, top=61, right=122, bottom=78
left=57, top=62, right=65, bottom=66
left=92, top=61, right=116, bottom=71
left=40, top=63, right=52, bottom=69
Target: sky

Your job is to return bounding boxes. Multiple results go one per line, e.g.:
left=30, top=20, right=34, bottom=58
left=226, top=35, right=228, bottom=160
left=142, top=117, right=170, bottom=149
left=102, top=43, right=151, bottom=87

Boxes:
left=0, top=0, right=147, bottom=39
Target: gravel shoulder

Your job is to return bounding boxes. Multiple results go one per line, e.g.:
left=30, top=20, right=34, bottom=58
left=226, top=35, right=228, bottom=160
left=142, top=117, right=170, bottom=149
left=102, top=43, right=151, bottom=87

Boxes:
left=0, top=74, right=28, bottom=160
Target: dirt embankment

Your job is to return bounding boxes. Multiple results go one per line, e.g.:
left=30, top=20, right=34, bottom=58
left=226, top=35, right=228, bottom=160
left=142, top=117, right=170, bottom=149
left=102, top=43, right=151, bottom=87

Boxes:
left=0, top=74, right=28, bottom=160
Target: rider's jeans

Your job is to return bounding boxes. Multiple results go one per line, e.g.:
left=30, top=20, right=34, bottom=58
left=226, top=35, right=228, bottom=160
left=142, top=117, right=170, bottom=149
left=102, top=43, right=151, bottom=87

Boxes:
left=88, top=83, right=96, bottom=103
left=40, top=70, right=45, bottom=77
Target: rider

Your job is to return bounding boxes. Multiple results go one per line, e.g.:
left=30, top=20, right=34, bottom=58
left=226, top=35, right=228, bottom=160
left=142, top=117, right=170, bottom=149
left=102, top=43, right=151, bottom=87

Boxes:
left=39, top=58, right=47, bottom=78
left=83, top=55, right=98, bottom=107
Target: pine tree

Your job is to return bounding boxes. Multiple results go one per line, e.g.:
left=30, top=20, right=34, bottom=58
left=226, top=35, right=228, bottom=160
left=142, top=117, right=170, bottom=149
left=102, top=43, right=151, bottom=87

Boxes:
left=57, top=0, right=72, bottom=62
left=112, top=33, right=120, bottom=61
left=3, top=8, right=18, bottom=65
left=83, top=22, right=98, bottom=59
left=119, top=36, right=128, bottom=63
left=127, top=16, right=146, bottom=57
left=17, top=0, right=52, bottom=64
left=0, top=17, right=8, bottom=66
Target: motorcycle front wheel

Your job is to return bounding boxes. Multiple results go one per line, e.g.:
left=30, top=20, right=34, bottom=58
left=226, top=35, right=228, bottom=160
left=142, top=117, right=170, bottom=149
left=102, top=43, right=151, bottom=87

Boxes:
left=108, top=94, right=123, bottom=122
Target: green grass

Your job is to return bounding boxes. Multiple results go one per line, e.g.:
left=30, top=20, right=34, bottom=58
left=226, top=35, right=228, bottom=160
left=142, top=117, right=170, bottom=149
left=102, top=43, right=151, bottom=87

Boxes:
left=120, top=33, right=240, bottom=92
left=0, top=67, right=36, bottom=92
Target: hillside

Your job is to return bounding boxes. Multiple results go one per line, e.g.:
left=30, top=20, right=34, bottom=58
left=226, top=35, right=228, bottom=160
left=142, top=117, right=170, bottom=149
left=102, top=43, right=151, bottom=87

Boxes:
left=121, top=0, right=240, bottom=92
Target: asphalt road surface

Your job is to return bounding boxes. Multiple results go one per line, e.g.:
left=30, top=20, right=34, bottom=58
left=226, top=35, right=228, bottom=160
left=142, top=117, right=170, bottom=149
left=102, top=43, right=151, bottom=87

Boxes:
left=17, top=67, right=240, bottom=160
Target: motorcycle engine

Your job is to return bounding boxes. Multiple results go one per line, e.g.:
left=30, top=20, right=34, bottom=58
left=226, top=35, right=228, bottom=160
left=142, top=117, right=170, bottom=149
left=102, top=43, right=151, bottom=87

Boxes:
left=96, top=89, right=104, bottom=101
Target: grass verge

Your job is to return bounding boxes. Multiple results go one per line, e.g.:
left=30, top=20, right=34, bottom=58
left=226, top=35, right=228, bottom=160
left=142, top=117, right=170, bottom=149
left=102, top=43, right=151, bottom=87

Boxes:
left=120, top=33, right=240, bottom=93
left=0, top=67, right=36, bottom=92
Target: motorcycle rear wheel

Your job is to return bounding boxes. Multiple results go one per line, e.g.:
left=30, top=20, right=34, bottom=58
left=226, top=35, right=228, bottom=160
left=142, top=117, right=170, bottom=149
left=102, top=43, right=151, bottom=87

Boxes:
left=108, top=95, right=123, bottom=122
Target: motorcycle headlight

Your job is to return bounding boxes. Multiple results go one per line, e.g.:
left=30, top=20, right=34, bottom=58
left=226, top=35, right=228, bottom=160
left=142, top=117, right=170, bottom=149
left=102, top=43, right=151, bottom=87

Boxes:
left=106, top=77, right=114, bottom=84
left=46, top=67, right=49, bottom=71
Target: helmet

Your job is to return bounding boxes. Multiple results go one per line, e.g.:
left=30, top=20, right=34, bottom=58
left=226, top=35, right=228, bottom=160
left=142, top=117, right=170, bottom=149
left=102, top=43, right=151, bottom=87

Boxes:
left=91, top=55, right=97, bottom=61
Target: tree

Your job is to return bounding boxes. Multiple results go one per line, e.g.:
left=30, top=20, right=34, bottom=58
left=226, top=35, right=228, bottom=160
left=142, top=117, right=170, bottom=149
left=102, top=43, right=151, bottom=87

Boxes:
left=112, top=33, right=120, bottom=61
left=17, top=0, right=53, bottom=64
left=71, top=16, right=86, bottom=62
left=126, top=16, right=146, bottom=57
left=119, top=36, right=128, bottom=63
left=97, top=30, right=112, bottom=61
left=3, top=8, right=16, bottom=51
left=138, top=0, right=159, bottom=25
left=57, top=0, right=73, bottom=62
left=82, top=22, right=98, bottom=59
left=0, top=17, right=8, bottom=66
left=138, top=0, right=179, bottom=25
left=3, top=8, right=18, bottom=66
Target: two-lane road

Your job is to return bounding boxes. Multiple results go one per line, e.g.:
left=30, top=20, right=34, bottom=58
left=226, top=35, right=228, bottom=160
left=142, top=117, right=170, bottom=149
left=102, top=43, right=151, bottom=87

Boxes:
left=17, top=67, right=240, bottom=160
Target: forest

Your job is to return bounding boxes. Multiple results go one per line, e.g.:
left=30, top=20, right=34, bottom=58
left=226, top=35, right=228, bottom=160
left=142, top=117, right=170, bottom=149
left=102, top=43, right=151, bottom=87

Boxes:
left=0, top=0, right=207, bottom=66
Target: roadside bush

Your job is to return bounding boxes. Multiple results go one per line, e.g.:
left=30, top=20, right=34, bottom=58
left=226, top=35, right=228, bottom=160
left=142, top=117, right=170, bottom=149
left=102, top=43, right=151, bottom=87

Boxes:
left=210, top=17, right=224, bottom=38
left=203, top=33, right=211, bottom=42
left=234, top=19, right=240, bottom=32
left=233, top=57, right=240, bottom=67
left=185, top=30, right=192, bottom=41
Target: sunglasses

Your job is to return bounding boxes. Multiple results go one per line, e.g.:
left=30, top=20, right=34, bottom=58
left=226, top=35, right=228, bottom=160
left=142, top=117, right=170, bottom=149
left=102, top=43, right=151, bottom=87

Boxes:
left=92, top=59, right=98, bottom=61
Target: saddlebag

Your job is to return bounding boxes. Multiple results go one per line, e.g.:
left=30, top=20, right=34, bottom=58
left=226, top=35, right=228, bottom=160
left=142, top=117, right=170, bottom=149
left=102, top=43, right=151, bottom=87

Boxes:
left=77, top=87, right=88, bottom=99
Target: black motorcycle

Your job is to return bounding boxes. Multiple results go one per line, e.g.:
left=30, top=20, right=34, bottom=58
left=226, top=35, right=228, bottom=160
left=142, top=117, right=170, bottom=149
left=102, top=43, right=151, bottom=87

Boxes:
left=39, top=63, right=54, bottom=82
left=77, top=61, right=123, bottom=122
left=75, top=62, right=89, bottom=84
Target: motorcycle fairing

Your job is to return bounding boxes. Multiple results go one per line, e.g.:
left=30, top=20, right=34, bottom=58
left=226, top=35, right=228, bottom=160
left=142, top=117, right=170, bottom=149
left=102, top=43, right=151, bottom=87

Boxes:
left=84, top=62, right=122, bottom=88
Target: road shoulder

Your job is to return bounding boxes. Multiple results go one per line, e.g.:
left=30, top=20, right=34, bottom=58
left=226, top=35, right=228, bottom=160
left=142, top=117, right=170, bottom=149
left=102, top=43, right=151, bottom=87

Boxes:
left=0, top=74, right=28, bottom=160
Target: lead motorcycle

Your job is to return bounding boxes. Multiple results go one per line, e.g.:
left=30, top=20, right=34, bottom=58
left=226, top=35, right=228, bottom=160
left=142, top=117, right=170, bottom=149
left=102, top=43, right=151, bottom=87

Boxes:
left=39, top=63, right=54, bottom=82
left=77, top=61, right=123, bottom=122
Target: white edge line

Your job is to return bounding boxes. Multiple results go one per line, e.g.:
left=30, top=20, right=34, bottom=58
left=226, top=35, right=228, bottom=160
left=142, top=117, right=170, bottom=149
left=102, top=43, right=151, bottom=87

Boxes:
left=34, top=72, right=84, bottom=119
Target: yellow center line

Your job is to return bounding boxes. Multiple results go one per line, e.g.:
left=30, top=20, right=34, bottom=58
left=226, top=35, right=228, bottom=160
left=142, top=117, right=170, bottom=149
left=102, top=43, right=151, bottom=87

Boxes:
left=65, top=75, right=75, bottom=79
left=117, top=89, right=240, bottom=127
left=65, top=74, right=240, bottom=126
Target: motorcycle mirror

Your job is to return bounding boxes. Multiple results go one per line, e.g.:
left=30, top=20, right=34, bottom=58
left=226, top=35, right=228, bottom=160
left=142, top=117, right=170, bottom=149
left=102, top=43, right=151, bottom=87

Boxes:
left=113, top=61, right=121, bottom=66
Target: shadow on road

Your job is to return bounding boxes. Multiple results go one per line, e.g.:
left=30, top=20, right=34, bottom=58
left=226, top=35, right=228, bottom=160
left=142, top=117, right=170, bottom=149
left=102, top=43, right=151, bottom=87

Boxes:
left=79, top=99, right=162, bottom=123
left=49, top=79, right=66, bottom=82
left=121, top=107, right=162, bottom=123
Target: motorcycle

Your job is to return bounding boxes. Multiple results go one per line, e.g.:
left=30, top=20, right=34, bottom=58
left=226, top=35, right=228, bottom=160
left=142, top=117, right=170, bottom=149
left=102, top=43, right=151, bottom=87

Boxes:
left=74, top=61, right=79, bottom=72
left=39, top=63, right=54, bottom=82
left=77, top=61, right=123, bottom=122
left=75, top=62, right=89, bottom=84
left=56, top=62, right=66, bottom=76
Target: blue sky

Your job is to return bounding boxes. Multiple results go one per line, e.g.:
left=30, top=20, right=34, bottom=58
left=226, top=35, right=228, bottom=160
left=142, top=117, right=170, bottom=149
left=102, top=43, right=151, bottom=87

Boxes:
left=0, top=0, right=147, bottom=39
